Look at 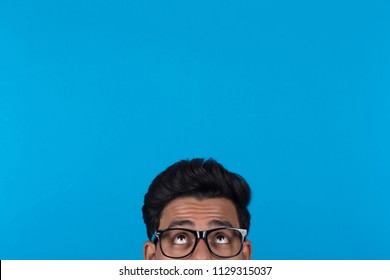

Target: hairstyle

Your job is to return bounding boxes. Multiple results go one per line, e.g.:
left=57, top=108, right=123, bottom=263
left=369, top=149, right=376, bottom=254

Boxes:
left=142, top=158, right=251, bottom=240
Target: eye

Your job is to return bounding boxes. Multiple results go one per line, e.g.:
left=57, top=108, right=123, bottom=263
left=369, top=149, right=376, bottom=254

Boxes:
left=172, top=234, right=189, bottom=244
left=215, top=234, right=229, bottom=244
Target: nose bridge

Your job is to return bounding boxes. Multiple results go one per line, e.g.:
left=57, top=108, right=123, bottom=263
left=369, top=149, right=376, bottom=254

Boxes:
left=191, top=234, right=212, bottom=260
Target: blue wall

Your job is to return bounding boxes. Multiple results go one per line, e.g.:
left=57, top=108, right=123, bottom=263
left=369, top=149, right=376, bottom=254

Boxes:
left=1, top=0, right=389, bottom=259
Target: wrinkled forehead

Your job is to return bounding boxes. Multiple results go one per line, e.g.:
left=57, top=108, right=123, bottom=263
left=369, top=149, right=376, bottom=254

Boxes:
left=158, top=197, right=240, bottom=231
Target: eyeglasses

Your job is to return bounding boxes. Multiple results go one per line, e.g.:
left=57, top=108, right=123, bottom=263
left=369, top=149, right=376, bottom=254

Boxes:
left=152, top=227, right=247, bottom=259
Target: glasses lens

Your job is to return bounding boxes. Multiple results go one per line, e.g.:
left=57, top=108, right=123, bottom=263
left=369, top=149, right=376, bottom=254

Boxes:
left=207, top=229, right=243, bottom=257
left=160, top=229, right=196, bottom=258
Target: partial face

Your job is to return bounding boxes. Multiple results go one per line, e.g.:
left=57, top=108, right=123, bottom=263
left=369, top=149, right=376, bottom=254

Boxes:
left=144, top=197, right=252, bottom=260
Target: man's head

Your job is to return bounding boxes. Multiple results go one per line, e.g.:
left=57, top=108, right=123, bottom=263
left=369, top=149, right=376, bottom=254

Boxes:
left=142, top=158, right=252, bottom=260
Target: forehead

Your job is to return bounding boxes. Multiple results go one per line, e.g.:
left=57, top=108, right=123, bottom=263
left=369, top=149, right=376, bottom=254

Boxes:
left=158, top=197, right=240, bottom=230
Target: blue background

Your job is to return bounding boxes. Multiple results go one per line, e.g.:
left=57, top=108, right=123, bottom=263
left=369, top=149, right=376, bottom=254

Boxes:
left=1, top=0, right=389, bottom=259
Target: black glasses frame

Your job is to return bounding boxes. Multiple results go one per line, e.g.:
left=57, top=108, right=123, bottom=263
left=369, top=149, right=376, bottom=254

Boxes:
left=152, top=227, right=247, bottom=259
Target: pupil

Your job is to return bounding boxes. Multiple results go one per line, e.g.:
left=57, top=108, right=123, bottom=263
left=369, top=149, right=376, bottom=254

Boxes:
left=217, top=235, right=225, bottom=241
left=177, top=235, right=185, bottom=241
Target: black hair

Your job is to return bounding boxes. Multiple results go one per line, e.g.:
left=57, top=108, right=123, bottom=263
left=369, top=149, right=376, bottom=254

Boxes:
left=142, top=158, right=251, bottom=240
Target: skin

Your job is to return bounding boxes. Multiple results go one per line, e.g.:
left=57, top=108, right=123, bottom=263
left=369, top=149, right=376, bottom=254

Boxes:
left=144, top=197, right=252, bottom=260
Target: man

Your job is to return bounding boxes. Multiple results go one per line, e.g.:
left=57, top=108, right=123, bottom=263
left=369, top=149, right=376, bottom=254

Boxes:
left=142, top=158, right=252, bottom=260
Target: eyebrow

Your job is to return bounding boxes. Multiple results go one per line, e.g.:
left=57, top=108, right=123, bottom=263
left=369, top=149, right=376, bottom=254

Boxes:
left=168, top=220, right=195, bottom=228
left=208, top=220, right=234, bottom=228
left=167, top=220, right=234, bottom=229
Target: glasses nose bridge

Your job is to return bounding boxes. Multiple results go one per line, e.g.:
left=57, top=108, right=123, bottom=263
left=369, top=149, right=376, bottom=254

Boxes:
left=196, top=230, right=208, bottom=240
left=194, top=230, right=209, bottom=248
